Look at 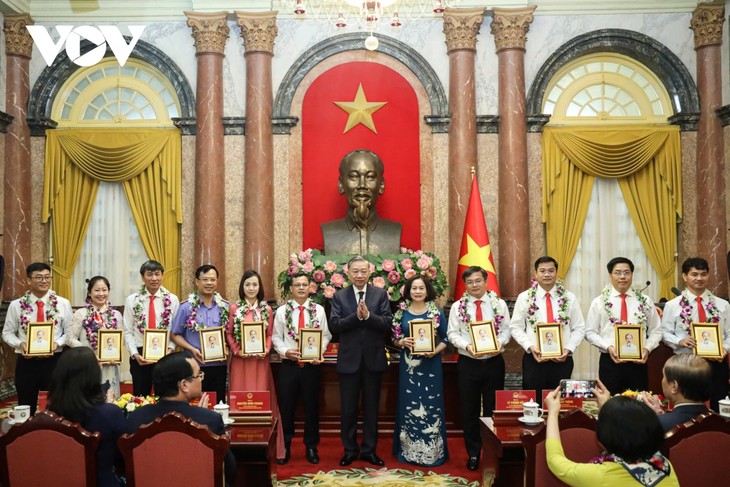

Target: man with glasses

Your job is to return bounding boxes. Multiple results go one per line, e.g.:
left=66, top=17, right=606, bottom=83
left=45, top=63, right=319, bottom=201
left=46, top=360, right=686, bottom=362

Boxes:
left=585, top=257, right=662, bottom=393
left=447, top=265, right=511, bottom=471
left=3, top=262, right=72, bottom=415
left=126, top=351, right=235, bottom=484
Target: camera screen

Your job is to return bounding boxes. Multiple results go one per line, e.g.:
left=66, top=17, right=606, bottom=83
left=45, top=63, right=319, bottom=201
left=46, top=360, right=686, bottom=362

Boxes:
left=560, top=380, right=596, bottom=398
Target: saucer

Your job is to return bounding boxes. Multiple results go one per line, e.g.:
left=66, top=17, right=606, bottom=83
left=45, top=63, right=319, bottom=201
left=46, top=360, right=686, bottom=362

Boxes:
left=223, top=418, right=235, bottom=425
left=518, top=416, right=545, bottom=425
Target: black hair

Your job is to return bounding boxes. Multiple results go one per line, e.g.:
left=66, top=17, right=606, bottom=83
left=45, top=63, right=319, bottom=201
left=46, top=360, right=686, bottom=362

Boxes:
left=48, top=347, right=104, bottom=423
left=534, top=256, right=559, bottom=272
left=596, top=396, right=664, bottom=462
left=26, top=262, right=51, bottom=277
left=139, top=260, right=164, bottom=275
left=238, top=270, right=264, bottom=301
left=195, top=264, right=219, bottom=279
left=664, top=354, right=712, bottom=402
left=461, top=266, right=487, bottom=282
left=606, top=257, right=634, bottom=274
left=85, top=276, right=110, bottom=302
left=403, top=274, right=436, bottom=302
left=681, top=257, right=709, bottom=274
left=152, top=351, right=195, bottom=399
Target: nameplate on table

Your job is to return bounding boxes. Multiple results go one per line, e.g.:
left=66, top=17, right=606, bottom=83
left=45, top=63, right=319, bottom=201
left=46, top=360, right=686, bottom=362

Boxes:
left=229, top=391, right=270, bottom=412
left=229, top=425, right=273, bottom=442
left=323, top=342, right=339, bottom=359
left=495, top=390, right=536, bottom=411
left=38, top=391, right=48, bottom=411
left=189, top=392, right=216, bottom=409
left=541, top=390, right=592, bottom=410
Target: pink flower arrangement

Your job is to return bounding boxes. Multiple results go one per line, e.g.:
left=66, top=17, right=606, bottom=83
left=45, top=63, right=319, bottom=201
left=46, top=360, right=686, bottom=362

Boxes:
left=400, top=258, right=414, bottom=270
left=387, top=270, right=401, bottom=284
left=372, top=276, right=386, bottom=288
left=382, top=259, right=396, bottom=272
left=404, top=268, right=417, bottom=279
left=312, top=269, right=326, bottom=283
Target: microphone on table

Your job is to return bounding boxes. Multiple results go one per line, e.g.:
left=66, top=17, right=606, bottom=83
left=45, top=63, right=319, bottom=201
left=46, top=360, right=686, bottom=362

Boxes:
left=671, top=287, right=682, bottom=297
left=638, top=281, right=651, bottom=293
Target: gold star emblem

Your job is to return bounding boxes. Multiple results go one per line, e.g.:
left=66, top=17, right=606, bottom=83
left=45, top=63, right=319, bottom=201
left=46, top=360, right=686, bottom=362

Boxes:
left=334, top=83, right=387, bottom=134
left=458, top=234, right=496, bottom=274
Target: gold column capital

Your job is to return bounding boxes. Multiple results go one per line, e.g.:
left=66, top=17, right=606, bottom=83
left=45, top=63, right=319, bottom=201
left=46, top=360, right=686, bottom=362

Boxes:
left=185, top=11, right=230, bottom=55
left=690, top=3, right=725, bottom=49
left=3, top=14, right=34, bottom=58
left=442, top=7, right=485, bottom=53
left=490, top=6, right=537, bottom=52
left=235, top=11, right=278, bottom=55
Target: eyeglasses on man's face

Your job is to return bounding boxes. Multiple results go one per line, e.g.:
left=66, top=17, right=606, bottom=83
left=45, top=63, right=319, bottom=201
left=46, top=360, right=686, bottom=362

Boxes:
left=185, top=371, right=205, bottom=381
left=31, top=274, right=52, bottom=282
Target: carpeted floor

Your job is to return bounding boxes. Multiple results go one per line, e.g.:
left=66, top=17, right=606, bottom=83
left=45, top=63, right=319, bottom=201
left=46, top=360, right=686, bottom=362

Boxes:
left=278, top=467, right=479, bottom=486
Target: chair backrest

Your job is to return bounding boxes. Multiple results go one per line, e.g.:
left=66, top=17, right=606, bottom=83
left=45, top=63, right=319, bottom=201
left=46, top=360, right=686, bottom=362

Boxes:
left=118, top=411, right=230, bottom=487
left=0, top=410, right=100, bottom=487
left=522, top=409, right=601, bottom=487
left=663, top=412, right=730, bottom=485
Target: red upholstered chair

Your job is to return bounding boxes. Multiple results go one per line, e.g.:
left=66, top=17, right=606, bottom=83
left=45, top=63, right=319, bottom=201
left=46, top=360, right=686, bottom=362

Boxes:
left=118, top=411, right=230, bottom=487
left=663, top=412, right=730, bottom=485
left=0, top=409, right=101, bottom=487
left=521, top=409, right=601, bottom=487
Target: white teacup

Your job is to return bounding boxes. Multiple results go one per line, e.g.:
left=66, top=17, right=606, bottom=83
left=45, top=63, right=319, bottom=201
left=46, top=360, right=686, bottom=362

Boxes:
left=213, top=402, right=229, bottom=422
left=523, top=400, right=544, bottom=422
left=8, top=405, right=31, bottom=423
left=719, top=397, right=730, bottom=417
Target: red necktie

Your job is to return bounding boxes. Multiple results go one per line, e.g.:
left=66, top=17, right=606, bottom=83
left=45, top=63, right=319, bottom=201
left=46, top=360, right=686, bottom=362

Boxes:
left=474, top=300, right=483, bottom=322
left=545, top=292, right=555, bottom=323
left=36, top=300, right=45, bottom=322
left=148, top=295, right=157, bottom=329
left=696, top=297, right=707, bottom=322
left=298, top=305, right=306, bottom=329
left=620, top=294, right=628, bottom=323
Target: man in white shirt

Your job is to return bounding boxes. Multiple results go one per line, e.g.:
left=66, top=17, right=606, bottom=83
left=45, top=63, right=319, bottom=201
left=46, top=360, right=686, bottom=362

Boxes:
left=123, top=260, right=180, bottom=396
left=272, top=273, right=331, bottom=465
left=585, top=257, right=662, bottom=394
left=447, top=266, right=511, bottom=472
left=509, top=256, right=585, bottom=403
left=621, top=333, right=638, bottom=356
left=2, top=262, right=72, bottom=415
left=662, top=257, right=729, bottom=411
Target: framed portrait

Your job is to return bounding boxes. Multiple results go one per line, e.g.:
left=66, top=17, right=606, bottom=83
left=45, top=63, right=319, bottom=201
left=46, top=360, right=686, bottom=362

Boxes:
left=97, top=329, right=123, bottom=363
left=200, top=327, right=227, bottom=362
left=615, top=324, right=643, bottom=361
left=299, top=328, right=323, bottom=362
left=241, top=321, right=265, bottom=355
left=536, top=323, right=563, bottom=358
left=26, top=322, right=54, bottom=356
left=469, top=320, right=499, bottom=355
left=409, top=319, right=435, bottom=355
left=142, top=329, right=169, bottom=362
left=691, top=322, right=722, bottom=359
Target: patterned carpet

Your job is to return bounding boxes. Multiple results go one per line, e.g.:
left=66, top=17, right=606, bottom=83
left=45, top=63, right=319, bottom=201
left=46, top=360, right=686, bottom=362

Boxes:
left=278, top=467, right=479, bottom=486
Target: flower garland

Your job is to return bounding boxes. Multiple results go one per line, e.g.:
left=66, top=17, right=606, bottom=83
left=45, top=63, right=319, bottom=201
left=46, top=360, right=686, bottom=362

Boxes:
left=131, top=286, right=173, bottom=332
left=678, top=291, right=720, bottom=333
left=183, top=292, right=230, bottom=331
left=18, top=291, right=60, bottom=332
left=391, top=300, right=441, bottom=342
left=81, top=301, right=119, bottom=351
left=526, top=279, right=570, bottom=331
left=231, top=300, right=271, bottom=343
left=601, top=285, right=650, bottom=326
left=283, top=300, right=320, bottom=341
left=456, top=291, right=504, bottom=333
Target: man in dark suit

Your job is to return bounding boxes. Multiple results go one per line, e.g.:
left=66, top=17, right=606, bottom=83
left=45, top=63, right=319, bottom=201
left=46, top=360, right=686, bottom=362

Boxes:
left=126, top=351, right=235, bottom=484
left=656, top=353, right=712, bottom=432
left=330, top=255, right=392, bottom=467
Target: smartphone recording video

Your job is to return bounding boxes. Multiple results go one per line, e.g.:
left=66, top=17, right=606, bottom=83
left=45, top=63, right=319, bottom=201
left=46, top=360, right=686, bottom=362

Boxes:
left=559, top=379, right=596, bottom=398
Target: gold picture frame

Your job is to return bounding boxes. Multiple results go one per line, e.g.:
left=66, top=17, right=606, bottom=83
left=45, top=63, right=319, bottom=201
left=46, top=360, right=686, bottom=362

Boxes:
left=97, top=329, right=123, bottom=363
left=469, top=320, right=499, bottom=355
left=409, top=319, right=435, bottom=355
left=26, top=322, right=54, bottom=356
left=200, top=327, right=227, bottom=362
left=299, top=328, right=323, bottom=362
left=691, top=322, right=723, bottom=359
left=142, top=329, right=169, bottom=362
left=536, top=322, right=563, bottom=358
left=615, top=324, right=643, bottom=361
left=241, top=321, right=266, bottom=355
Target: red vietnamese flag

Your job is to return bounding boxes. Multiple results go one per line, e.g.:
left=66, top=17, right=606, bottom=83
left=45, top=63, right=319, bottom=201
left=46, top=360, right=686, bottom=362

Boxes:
left=453, top=174, right=500, bottom=299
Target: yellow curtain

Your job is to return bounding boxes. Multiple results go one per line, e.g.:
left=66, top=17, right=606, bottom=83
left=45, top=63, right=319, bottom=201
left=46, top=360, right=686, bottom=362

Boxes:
left=543, top=125, right=682, bottom=299
left=42, top=129, right=182, bottom=297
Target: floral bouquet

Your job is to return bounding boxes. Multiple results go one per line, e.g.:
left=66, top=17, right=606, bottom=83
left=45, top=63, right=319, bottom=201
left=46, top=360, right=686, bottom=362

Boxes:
left=114, top=393, right=158, bottom=415
left=277, top=248, right=449, bottom=304
left=619, top=389, right=669, bottom=414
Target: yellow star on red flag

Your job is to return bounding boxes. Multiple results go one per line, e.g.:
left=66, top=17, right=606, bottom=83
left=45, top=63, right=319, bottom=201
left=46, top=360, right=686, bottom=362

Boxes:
left=334, top=83, right=387, bottom=134
left=458, top=234, right=496, bottom=274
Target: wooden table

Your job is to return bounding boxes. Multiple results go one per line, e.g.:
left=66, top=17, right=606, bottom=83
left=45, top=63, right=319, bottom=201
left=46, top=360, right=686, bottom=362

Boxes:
left=480, top=416, right=544, bottom=487
left=228, top=419, right=277, bottom=487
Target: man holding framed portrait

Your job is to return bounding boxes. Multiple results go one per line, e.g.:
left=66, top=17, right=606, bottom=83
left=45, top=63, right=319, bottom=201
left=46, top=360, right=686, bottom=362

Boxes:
left=615, top=326, right=643, bottom=361
left=509, top=256, right=585, bottom=402
left=661, top=257, right=730, bottom=412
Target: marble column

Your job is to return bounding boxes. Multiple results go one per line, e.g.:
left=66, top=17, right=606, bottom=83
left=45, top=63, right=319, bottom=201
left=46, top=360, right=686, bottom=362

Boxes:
left=443, top=7, right=485, bottom=297
left=691, top=4, right=727, bottom=296
left=3, top=14, right=33, bottom=300
left=491, top=6, right=536, bottom=298
left=236, top=11, right=278, bottom=299
left=186, top=11, right=230, bottom=287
